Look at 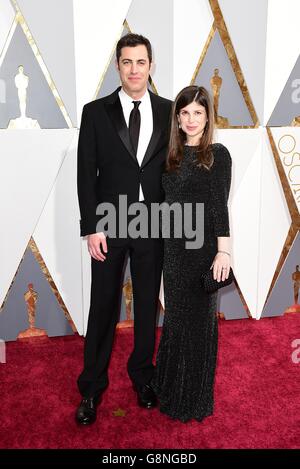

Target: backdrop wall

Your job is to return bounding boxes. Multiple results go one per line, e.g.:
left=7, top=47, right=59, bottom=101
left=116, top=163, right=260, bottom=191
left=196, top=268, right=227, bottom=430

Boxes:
left=0, top=0, right=299, bottom=341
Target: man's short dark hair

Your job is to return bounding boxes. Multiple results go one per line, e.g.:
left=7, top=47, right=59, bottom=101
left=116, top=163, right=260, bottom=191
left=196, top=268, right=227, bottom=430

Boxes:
left=116, top=33, right=152, bottom=63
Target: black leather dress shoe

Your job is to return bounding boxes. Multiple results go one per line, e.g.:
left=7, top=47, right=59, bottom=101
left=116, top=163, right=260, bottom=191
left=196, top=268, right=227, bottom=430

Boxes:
left=75, top=396, right=100, bottom=425
left=133, top=383, right=157, bottom=409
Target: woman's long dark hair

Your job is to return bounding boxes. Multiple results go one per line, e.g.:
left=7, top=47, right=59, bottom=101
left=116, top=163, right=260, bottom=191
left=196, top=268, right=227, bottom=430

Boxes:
left=166, top=86, right=214, bottom=172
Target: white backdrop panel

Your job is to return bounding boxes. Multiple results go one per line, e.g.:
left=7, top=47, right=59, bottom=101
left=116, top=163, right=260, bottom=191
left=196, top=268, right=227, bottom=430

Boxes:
left=256, top=129, right=291, bottom=318
left=0, top=129, right=76, bottom=308
left=0, top=0, right=15, bottom=60
left=173, top=0, right=213, bottom=97
left=127, top=0, right=173, bottom=99
left=216, top=129, right=263, bottom=317
left=271, top=127, right=300, bottom=216
left=264, top=0, right=300, bottom=124
left=73, top=0, right=132, bottom=123
left=32, top=130, right=84, bottom=334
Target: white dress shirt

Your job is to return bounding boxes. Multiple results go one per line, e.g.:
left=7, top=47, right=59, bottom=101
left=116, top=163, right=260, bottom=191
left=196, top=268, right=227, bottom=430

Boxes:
left=119, top=87, right=153, bottom=201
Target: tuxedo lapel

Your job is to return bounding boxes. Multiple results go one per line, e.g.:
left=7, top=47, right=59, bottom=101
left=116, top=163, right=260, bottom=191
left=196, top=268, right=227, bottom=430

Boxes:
left=104, top=88, right=138, bottom=165
left=140, top=91, right=163, bottom=169
left=104, top=88, right=167, bottom=168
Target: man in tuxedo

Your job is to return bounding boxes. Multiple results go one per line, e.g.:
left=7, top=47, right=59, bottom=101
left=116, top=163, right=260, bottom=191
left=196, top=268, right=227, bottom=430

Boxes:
left=76, top=33, right=172, bottom=425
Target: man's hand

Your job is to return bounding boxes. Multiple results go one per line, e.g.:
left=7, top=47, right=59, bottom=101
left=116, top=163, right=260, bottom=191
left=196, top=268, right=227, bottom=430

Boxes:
left=87, top=232, right=107, bottom=261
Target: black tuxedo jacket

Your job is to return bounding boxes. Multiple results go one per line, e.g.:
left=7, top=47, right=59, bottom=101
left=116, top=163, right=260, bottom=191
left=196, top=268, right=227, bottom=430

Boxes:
left=77, top=87, right=172, bottom=238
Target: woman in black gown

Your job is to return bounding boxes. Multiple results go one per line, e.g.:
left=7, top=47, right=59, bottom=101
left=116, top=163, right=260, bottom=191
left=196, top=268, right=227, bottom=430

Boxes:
left=152, top=86, right=232, bottom=423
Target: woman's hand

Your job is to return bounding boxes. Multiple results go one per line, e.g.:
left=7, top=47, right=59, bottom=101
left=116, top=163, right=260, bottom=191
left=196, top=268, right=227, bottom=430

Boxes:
left=210, top=252, right=231, bottom=282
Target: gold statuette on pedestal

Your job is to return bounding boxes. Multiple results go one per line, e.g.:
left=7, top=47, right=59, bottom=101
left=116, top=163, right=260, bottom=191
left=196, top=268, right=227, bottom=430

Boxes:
left=117, top=277, right=134, bottom=328
left=291, top=116, right=300, bottom=126
left=17, top=283, right=47, bottom=339
left=210, top=68, right=229, bottom=128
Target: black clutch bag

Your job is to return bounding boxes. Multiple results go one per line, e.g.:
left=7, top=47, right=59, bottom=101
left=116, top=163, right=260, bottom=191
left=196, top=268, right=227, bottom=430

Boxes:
left=201, top=267, right=234, bottom=293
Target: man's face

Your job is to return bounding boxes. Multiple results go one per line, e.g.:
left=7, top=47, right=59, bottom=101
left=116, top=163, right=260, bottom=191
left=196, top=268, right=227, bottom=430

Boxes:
left=117, top=45, right=151, bottom=97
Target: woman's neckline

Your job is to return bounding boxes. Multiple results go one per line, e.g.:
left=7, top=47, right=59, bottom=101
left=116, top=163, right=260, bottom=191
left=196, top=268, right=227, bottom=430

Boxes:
left=184, top=143, right=216, bottom=148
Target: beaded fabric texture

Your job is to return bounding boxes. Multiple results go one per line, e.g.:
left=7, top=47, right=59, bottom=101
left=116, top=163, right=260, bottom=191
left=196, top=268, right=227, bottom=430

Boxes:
left=152, top=143, right=232, bottom=423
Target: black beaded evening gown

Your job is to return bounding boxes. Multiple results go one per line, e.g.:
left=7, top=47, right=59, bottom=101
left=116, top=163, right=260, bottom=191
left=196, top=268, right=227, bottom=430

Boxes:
left=152, top=143, right=232, bottom=423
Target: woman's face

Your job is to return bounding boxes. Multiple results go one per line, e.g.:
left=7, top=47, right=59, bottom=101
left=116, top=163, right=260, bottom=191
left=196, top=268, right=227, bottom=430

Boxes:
left=177, top=101, right=207, bottom=142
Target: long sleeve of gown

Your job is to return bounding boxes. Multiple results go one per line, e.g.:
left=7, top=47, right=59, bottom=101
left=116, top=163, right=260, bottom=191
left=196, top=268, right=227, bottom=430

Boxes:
left=209, top=143, right=232, bottom=237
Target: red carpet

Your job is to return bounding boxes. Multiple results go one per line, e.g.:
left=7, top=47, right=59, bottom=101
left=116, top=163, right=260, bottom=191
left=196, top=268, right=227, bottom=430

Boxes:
left=1, top=313, right=300, bottom=449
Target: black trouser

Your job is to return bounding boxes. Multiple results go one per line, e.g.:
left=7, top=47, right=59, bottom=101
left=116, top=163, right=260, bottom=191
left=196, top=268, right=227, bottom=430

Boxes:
left=77, top=236, right=163, bottom=399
